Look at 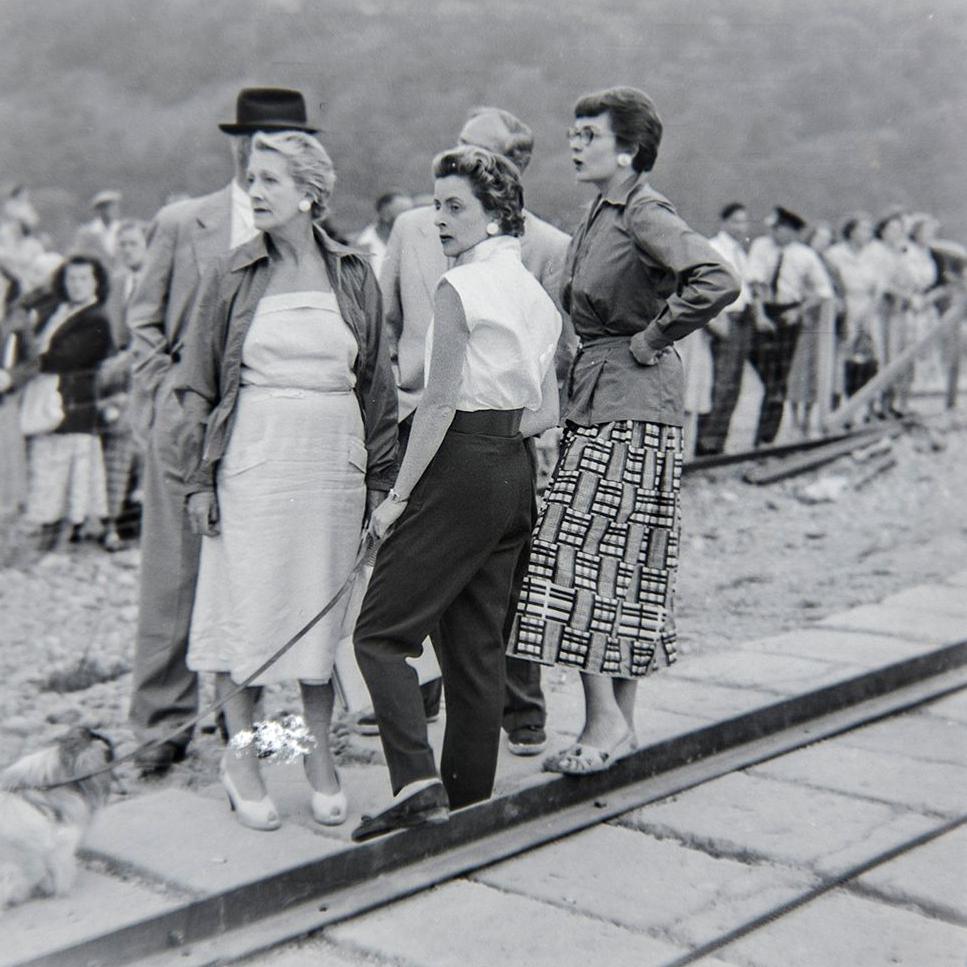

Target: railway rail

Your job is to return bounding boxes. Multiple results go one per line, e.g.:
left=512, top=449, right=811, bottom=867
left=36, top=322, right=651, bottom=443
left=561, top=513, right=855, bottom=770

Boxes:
left=19, top=634, right=967, bottom=967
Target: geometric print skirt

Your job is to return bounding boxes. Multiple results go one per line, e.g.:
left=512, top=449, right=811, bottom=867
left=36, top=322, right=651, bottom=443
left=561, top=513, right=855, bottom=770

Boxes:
left=508, top=419, right=682, bottom=679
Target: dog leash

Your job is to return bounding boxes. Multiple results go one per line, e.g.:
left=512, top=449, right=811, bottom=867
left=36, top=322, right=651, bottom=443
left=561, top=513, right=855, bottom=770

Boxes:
left=38, top=527, right=383, bottom=790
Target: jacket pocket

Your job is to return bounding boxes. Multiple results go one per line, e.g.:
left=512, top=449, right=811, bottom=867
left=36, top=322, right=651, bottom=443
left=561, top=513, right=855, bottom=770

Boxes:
left=347, top=436, right=369, bottom=475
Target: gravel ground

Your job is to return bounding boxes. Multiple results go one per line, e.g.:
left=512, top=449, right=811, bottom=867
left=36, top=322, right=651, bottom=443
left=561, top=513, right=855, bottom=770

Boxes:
left=2, top=412, right=965, bottom=797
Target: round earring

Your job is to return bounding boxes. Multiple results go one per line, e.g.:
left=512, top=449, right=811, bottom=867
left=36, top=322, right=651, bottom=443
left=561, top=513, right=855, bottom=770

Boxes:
left=485, top=222, right=500, bottom=236
left=298, top=198, right=312, bottom=213
left=617, top=153, right=633, bottom=168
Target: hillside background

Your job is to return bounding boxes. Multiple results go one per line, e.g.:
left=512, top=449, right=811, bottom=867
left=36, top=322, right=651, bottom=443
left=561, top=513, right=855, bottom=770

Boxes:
left=1, top=0, right=965, bottom=246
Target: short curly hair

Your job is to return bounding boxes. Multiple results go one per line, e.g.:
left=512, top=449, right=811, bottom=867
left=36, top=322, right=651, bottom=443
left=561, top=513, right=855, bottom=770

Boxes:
left=432, top=145, right=525, bottom=237
left=252, top=131, right=336, bottom=220
left=574, top=86, right=663, bottom=173
left=53, top=254, right=110, bottom=306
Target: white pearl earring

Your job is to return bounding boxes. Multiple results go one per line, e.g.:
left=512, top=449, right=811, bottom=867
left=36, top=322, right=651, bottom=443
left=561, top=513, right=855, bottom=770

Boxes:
left=298, top=198, right=312, bottom=213
left=617, top=153, right=633, bottom=168
left=485, top=222, right=500, bottom=236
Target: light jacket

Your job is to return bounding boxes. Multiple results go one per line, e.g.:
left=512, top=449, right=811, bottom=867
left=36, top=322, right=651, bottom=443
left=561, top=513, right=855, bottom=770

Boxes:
left=171, top=226, right=398, bottom=496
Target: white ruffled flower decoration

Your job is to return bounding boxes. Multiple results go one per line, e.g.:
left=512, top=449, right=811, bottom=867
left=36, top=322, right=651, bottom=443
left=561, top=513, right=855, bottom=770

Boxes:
left=229, top=714, right=317, bottom=764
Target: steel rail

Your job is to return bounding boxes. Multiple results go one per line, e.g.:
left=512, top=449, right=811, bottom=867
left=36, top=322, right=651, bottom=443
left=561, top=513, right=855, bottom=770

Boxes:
left=659, top=810, right=967, bottom=967
left=19, top=639, right=967, bottom=967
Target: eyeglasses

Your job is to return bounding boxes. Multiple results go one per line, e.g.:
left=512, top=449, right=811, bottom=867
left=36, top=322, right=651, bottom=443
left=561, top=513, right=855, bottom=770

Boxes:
left=566, top=126, right=611, bottom=147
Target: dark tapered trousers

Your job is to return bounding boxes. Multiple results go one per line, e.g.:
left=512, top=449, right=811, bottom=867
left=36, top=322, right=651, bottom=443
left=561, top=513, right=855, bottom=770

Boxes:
left=355, top=415, right=533, bottom=809
left=398, top=415, right=546, bottom=733
left=695, top=310, right=755, bottom=455
left=749, top=317, right=802, bottom=447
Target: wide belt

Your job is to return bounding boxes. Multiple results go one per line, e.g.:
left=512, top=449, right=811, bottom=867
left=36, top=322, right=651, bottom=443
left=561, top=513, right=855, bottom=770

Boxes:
left=450, top=408, right=523, bottom=437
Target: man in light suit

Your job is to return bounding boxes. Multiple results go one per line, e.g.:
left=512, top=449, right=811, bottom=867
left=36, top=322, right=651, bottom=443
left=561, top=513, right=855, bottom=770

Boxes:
left=128, top=88, right=318, bottom=775
left=375, top=106, right=577, bottom=757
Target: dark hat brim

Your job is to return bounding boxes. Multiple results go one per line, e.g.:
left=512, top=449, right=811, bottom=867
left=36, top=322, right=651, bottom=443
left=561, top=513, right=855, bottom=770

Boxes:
left=219, top=121, right=319, bottom=135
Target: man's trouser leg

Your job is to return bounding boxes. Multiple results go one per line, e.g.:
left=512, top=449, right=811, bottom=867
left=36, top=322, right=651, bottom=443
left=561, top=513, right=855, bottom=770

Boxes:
left=749, top=320, right=801, bottom=447
left=128, top=420, right=200, bottom=748
left=696, top=312, right=754, bottom=455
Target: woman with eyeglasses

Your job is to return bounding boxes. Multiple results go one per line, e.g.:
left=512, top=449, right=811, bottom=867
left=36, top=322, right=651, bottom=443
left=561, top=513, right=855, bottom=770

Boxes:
left=508, top=87, right=739, bottom=775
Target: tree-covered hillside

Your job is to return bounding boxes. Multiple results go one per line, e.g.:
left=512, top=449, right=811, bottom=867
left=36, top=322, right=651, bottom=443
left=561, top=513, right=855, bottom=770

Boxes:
left=2, top=0, right=964, bottom=244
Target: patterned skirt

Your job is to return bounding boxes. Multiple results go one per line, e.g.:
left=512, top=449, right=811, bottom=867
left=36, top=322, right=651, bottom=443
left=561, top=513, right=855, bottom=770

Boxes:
left=509, top=420, right=682, bottom=679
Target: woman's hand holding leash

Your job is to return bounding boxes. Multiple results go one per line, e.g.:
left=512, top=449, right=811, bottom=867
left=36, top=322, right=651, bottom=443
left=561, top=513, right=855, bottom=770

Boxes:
left=367, top=490, right=407, bottom=540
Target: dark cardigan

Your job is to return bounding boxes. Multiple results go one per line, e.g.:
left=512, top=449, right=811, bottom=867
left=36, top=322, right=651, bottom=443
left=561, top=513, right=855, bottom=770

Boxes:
left=36, top=303, right=114, bottom=433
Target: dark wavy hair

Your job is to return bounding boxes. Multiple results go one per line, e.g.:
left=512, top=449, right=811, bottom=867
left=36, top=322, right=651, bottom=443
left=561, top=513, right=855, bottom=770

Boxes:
left=574, top=86, right=663, bottom=173
left=432, top=145, right=526, bottom=237
left=53, top=254, right=110, bottom=306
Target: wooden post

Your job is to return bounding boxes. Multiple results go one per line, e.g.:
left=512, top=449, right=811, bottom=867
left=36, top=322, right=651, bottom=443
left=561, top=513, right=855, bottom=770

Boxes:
left=822, top=296, right=966, bottom=433
left=815, top=299, right=836, bottom=427
left=945, top=310, right=962, bottom=411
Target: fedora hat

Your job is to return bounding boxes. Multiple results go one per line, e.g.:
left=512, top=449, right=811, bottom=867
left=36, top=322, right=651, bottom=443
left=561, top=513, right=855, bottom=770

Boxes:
left=219, top=87, right=318, bottom=135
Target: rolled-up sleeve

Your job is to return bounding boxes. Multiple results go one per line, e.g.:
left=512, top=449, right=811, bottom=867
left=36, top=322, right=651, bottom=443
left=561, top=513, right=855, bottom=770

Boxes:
left=628, top=201, right=740, bottom=354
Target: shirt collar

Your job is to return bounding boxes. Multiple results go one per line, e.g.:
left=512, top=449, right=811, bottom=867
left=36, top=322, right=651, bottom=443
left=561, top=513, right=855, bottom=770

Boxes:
left=230, top=179, right=250, bottom=211
left=599, top=171, right=648, bottom=208
left=461, top=235, right=521, bottom=265
left=229, top=223, right=358, bottom=272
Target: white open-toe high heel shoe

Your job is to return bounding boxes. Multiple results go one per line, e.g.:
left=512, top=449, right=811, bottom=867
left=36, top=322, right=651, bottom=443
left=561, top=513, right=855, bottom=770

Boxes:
left=220, top=754, right=281, bottom=831
left=311, top=786, right=348, bottom=826
left=305, top=757, right=348, bottom=826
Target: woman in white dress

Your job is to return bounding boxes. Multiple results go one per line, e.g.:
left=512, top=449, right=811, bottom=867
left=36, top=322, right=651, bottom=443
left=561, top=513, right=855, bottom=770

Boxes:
left=173, top=132, right=397, bottom=830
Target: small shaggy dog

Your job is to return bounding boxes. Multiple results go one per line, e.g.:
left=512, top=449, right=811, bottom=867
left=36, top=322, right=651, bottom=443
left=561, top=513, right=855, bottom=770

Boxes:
left=0, top=726, right=114, bottom=910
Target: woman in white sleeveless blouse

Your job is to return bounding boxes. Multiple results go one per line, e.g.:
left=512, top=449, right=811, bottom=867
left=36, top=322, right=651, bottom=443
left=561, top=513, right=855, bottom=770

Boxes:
left=352, top=147, right=561, bottom=840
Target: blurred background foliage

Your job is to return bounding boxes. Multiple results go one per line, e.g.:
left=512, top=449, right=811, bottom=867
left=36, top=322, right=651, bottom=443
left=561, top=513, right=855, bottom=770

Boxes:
left=1, top=0, right=964, bottom=246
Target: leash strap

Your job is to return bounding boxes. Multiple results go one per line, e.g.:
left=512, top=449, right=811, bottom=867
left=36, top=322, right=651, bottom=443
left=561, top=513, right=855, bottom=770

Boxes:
left=39, top=527, right=382, bottom=789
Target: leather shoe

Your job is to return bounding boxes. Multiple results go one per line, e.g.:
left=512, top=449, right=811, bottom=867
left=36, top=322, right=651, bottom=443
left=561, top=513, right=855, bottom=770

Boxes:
left=136, top=741, right=187, bottom=777
left=351, top=782, right=449, bottom=842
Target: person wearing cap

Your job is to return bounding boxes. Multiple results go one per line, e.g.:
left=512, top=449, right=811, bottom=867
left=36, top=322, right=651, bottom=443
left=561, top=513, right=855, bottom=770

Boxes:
left=127, top=88, right=320, bottom=776
left=375, top=105, right=578, bottom=759
left=746, top=206, right=833, bottom=445
left=73, top=191, right=123, bottom=267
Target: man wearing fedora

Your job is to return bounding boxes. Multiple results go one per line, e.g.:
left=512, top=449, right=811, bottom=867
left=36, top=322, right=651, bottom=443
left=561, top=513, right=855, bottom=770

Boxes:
left=127, top=87, right=318, bottom=775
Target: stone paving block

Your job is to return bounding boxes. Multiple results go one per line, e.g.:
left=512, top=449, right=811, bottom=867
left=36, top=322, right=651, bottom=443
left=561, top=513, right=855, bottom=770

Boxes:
left=667, top=649, right=865, bottom=697
left=856, top=825, right=967, bottom=925
left=473, top=823, right=815, bottom=944
left=256, top=937, right=384, bottom=966
left=737, top=627, right=929, bottom=668
left=832, top=711, right=967, bottom=767
left=85, top=787, right=348, bottom=894
left=749, top=740, right=967, bottom=819
left=724, top=889, right=967, bottom=967
left=327, top=878, right=727, bottom=967
left=2, top=868, right=181, bottom=967
left=923, top=688, right=967, bottom=725
left=817, top=603, right=967, bottom=644
left=615, top=771, right=938, bottom=876
left=880, top=583, right=967, bottom=619
left=639, top=676, right=780, bottom=722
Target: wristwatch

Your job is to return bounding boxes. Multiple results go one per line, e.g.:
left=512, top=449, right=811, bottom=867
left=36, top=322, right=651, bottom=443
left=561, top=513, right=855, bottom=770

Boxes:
left=388, top=488, right=409, bottom=504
